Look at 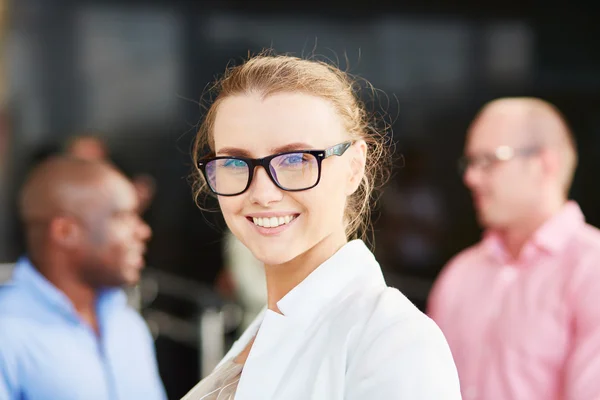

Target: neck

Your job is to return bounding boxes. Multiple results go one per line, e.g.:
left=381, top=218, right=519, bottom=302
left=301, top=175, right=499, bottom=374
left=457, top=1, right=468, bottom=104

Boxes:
left=264, top=229, right=348, bottom=313
left=498, top=196, right=566, bottom=259
left=33, top=252, right=99, bottom=333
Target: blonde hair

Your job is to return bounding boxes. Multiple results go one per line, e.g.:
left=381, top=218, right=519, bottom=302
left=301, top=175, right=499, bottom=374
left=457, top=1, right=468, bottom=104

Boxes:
left=192, top=52, right=392, bottom=242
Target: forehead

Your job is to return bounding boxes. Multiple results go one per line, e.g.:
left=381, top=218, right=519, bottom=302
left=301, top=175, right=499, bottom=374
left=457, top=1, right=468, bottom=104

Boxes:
left=72, top=138, right=105, bottom=152
left=466, top=106, right=531, bottom=153
left=96, top=172, right=137, bottom=211
left=212, top=92, right=347, bottom=155
left=76, top=137, right=101, bottom=146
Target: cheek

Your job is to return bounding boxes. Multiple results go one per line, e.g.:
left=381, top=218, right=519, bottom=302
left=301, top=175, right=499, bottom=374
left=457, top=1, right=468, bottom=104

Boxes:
left=297, top=181, right=346, bottom=225
left=100, top=224, right=134, bottom=254
left=321, top=164, right=351, bottom=216
left=218, top=196, right=242, bottom=218
left=321, top=159, right=350, bottom=191
left=110, top=222, right=136, bottom=242
left=495, top=171, right=534, bottom=206
left=218, top=196, right=246, bottom=233
left=85, top=224, right=109, bottom=249
left=490, top=168, right=517, bottom=196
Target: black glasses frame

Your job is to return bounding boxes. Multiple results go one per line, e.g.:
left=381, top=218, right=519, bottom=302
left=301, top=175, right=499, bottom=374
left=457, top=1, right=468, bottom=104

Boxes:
left=198, top=141, right=353, bottom=196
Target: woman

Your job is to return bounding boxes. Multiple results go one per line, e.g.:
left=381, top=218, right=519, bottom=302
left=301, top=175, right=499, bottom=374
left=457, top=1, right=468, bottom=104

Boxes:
left=183, top=53, right=461, bottom=399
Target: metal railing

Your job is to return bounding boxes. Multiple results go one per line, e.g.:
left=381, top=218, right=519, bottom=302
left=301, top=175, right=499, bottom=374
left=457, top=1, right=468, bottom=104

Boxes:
left=0, top=262, right=13, bottom=283
left=139, top=267, right=242, bottom=379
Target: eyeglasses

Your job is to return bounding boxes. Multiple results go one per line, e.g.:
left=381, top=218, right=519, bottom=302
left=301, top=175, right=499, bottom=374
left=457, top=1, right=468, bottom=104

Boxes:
left=458, top=145, right=540, bottom=175
left=198, top=141, right=353, bottom=196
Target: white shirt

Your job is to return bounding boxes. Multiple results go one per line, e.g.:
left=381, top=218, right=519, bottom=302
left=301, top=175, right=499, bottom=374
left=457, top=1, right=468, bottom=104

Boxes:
left=206, top=240, right=461, bottom=399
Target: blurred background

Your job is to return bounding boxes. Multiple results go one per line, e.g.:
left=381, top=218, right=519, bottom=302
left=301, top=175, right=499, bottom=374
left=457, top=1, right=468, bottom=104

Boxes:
left=0, top=1, right=598, bottom=398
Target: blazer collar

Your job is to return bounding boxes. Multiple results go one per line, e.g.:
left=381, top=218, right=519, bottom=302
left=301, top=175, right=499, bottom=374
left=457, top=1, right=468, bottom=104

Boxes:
left=276, top=239, right=384, bottom=322
left=224, top=239, right=385, bottom=399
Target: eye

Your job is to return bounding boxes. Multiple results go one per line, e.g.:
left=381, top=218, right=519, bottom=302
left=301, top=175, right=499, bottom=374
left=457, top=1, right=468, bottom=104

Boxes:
left=281, top=153, right=306, bottom=166
left=478, top=154, right=496, bottom=168
left=223, top=159, right=247, bottom=168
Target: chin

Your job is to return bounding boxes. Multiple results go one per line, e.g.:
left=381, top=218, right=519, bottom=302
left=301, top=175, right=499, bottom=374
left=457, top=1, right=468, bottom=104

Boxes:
left=121, top=269, right=142, bottom=287
left=477, top=215, right=494, bottom=230
left=247, top=241, right=301, bottom=266
left=230, top=215, right=303, bottom=266
left=478, top=213, right=506, bottom=231
left=476, top=212, right=488, bottom=226
left=475, top=205, right=495, bottom=228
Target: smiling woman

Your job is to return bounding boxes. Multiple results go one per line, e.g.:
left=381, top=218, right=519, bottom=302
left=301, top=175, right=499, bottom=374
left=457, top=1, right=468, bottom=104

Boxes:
left=184, top=52, right=461, bottom=400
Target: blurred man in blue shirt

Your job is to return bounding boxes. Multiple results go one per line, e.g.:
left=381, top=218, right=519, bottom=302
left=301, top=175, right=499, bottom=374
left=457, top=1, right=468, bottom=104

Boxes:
left=0, top=156, right=167, bottom=400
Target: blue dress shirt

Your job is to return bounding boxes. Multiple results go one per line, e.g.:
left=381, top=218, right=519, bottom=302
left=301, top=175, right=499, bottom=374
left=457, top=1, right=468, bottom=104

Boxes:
left=0, top=257, right=167, bottom=400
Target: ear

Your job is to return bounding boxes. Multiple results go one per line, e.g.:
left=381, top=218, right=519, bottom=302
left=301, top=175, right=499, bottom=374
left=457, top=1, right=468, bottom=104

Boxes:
left=48, top=216, right=83, bottom=249
left=345, top=140, right=367, bottom=196
left=538, top=147, right=561, bottom=183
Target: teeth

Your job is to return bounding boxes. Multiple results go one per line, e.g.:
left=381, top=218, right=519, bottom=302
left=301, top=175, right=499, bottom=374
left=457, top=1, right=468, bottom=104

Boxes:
left=252, top=215, right=297, bottom=228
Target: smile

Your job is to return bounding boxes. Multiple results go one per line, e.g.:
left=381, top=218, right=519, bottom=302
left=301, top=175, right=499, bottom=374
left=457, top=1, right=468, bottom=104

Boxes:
left=251, top=214, right=298, bottom=228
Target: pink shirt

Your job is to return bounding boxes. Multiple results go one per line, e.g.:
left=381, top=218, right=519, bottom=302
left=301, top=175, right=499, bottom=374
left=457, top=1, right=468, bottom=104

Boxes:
left=428, top=201, right=600, bottom=400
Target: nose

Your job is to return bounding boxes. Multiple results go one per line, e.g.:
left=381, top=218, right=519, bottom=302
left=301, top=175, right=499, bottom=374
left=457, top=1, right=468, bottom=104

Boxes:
left=137, top=217, right=152, bottom=242
left=463, top=164, right=482, bottom=190
left=248, top=167, right=283, bottom=207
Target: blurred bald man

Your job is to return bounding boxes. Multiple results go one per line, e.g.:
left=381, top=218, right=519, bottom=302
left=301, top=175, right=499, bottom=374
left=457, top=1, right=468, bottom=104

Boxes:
left=64, top=134, right=155, bottom=214
left=64, top=134, right=109, bottom=161
left=0, top=156, right=166, bottom=400
left=428, top=97, right=600, bottom=400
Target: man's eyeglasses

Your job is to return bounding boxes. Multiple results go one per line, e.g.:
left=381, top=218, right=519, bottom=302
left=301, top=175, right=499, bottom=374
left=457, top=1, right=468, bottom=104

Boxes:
left=198, top=141, right=353, bottom=196
left=458, top=145, right=540, bottom=175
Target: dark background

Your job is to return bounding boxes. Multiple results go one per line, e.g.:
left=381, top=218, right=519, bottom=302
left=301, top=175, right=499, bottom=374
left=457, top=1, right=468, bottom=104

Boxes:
left=1, top=1, right=598, bottom=397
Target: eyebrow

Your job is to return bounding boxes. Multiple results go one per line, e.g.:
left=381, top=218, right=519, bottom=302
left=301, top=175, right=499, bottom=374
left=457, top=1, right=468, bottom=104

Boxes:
left=110, top=203, right=137, bottom=215
left=217, top=142, right=316, bottom=157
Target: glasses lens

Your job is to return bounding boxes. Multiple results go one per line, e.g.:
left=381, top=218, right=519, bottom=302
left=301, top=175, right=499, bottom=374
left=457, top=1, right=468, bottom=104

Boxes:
left=205, top=158, right=250, bottom=195
left=270, top=152, right=319, bottom=190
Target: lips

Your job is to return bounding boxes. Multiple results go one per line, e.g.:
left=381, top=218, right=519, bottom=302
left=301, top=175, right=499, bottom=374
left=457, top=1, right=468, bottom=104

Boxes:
left=125, top=245, right=146, bottom=267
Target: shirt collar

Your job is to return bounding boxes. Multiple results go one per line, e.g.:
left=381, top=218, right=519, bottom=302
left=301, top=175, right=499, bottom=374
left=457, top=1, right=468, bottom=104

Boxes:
left=532, top=200, right=585, bottom=253
left=276, top=240, right=384, bottom=321
left=483, top=200, right=585, bottom=263
left=13, top=256, right=127, bottom=323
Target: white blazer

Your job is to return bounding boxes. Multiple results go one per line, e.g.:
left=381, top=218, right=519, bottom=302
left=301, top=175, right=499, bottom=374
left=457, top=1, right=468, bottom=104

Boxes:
left=218, top=240, right=461, bottom=399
